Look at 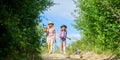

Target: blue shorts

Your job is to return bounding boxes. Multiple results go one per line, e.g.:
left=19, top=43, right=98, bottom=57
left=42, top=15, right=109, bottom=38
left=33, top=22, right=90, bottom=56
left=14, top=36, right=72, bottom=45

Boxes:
left=61, top=38, right=66, bottom=42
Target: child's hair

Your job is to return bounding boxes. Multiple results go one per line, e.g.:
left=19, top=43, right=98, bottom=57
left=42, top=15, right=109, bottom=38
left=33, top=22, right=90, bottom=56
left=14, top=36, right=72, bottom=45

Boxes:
left=61, top=25, right=67, bottom=31
left=61, top=25, right=67, bottom=28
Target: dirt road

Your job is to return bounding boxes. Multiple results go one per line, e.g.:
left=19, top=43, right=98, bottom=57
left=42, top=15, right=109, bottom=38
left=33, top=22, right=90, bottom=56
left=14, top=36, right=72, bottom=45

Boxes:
left=42, top=52, right=120, bottom=60
left=42, top=53, right=80, bottom=60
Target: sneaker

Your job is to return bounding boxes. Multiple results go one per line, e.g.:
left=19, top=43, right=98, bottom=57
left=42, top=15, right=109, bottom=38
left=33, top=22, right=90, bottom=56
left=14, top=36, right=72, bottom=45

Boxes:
left=64, top=52, right=66, bottom=54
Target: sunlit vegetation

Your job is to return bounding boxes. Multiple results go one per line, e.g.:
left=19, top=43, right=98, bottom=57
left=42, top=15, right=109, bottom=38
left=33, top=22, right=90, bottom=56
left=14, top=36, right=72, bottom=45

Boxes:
left=71, top=0, right=120, bottom=56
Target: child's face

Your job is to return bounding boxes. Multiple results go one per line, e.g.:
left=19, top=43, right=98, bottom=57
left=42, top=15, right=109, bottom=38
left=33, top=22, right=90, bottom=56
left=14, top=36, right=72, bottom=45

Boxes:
left=62, top=27, right=66, bottom=31
left=48, top=24, right=53, bottom=28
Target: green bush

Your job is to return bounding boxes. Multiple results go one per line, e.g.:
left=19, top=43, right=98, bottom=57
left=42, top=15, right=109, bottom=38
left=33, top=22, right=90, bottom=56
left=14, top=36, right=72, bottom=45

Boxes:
left=0, top=0, right=53, bottom=60
left=73, top=0, right=120, bottom=56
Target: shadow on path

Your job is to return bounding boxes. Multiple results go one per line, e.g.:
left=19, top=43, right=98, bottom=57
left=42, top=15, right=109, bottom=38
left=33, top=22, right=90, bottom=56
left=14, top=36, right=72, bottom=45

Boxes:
left=42, top=53, right=81, bottom=60
left=104, top=56, right=120, bottom=60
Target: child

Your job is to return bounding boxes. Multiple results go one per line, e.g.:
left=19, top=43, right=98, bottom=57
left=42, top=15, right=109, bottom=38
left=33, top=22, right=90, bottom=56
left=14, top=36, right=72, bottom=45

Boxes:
left=44, top=22, right=56, bottom=54
left=59, top=25, right=67, bottom=54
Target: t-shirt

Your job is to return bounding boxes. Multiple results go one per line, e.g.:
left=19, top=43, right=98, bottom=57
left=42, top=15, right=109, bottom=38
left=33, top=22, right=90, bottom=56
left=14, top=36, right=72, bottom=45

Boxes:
left=59, top=31, right=67, bottom=38
left=46, top=27, right=56, bottom=41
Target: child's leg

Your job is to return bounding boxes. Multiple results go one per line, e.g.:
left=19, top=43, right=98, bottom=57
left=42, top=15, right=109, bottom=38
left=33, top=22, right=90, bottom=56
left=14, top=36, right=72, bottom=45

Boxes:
left=63, top=41, right=66, bottom=54
left=50, top=40, right=54, bottom=54
left=48, top=42, right=51, bottom=53
left=60, top=42, right=63, bottom=53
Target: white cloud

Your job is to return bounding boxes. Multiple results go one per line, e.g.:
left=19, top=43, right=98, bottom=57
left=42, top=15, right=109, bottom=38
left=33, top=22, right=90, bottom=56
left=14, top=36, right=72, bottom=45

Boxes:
left=68, top=34, right=81, bottom=40
left=66, top=34, right=81, bottom=46
left=44, top=0, right=76, bottom=20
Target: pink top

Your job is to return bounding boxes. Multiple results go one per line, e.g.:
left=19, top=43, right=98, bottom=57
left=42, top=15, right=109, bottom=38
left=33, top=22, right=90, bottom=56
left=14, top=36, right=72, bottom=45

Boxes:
left=46, top=27, right=56, bottom=43
left=59, top=31, right=67, bottom=38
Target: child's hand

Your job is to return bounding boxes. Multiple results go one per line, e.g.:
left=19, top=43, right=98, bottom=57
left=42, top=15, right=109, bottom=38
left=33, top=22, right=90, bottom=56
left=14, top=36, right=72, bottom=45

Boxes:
left=55, top=40, right=56, bottom=43
left=44, top=28, right=48, bottom=32
left=59, top=35, right=62, bottom=38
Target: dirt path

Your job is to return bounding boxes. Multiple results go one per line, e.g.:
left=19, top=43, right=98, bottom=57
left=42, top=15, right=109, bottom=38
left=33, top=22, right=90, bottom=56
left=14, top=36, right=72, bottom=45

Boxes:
left=42, top=52, right=120, bottom=60
left=42, top=53, right=80, bottom=60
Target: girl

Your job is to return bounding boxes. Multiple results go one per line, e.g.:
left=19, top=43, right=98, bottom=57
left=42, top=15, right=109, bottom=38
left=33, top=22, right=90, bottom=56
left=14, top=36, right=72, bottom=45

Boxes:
left=59, top=25, right=67, bottom=54
left=44, top=22, right=56, bottom=54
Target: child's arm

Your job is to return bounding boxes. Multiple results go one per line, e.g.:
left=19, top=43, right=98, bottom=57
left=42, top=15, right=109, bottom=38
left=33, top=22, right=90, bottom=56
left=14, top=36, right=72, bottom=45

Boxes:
left=53, top=29, right=56, bottom=39
left=44, top=28, right=47, bottom=32
left=66, top=32, right=71, bottom=40
left=44, top=28, right=49, bottom=36
left=66, top=37, right=71, bottom=40
left=59, top=31, right=62, bottom=38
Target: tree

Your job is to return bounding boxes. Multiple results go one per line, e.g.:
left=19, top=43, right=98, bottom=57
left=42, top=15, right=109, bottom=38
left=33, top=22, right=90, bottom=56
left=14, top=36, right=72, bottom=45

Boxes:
left=0, top=0, right=53, bottom=60
left=74, top=0, right=120, bottom=56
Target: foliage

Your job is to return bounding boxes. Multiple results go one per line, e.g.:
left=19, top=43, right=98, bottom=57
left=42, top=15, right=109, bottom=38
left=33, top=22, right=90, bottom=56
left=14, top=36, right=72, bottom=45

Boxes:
left=0, top=0, right=53, bottom=60
left=73, top=0, right=120, bottom=56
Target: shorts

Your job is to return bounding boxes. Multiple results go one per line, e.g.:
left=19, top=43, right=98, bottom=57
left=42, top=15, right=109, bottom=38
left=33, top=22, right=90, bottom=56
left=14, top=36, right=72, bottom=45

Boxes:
left=61, top=38, right=66, bottom=42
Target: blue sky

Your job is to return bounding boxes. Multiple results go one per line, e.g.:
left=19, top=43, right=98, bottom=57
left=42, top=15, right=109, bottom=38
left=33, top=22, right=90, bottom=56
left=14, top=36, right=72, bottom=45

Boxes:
left=41, top=0, right=81, bottom=46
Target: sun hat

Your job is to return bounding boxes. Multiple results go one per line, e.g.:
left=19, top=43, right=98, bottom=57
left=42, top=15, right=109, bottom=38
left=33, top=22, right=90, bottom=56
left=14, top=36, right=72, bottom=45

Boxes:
left=61, top=24, right=67, bottom=28
left=48, top=21, right=54, bottom=25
